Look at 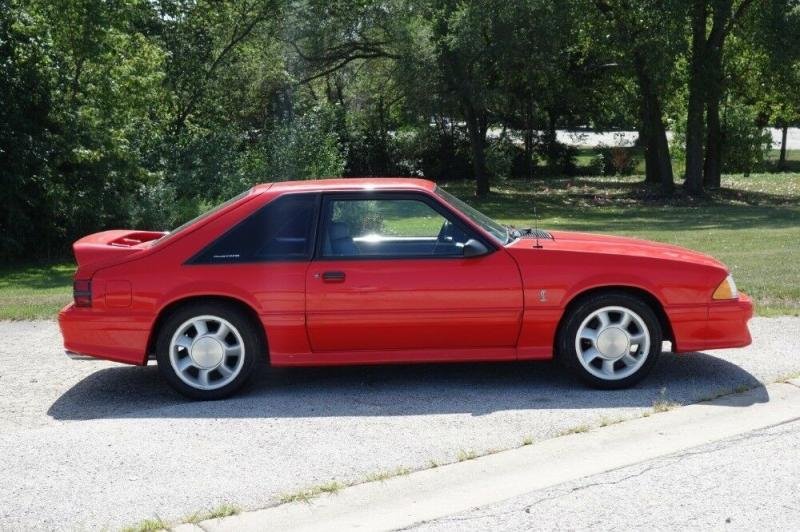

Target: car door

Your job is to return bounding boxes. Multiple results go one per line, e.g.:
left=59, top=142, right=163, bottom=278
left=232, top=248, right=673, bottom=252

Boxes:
left=305, top=192, right=523, bottom=353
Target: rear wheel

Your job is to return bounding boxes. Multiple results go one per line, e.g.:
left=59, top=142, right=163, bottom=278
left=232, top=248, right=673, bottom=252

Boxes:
left=557, top=292, right=662, bottom=389
left=156, top=302, right=259, bottom=400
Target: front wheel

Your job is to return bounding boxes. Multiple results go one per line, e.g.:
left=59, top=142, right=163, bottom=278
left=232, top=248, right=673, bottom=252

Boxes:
left=156, top=302, right=259, bottom=400
left=557, top=292, right=662, bottom=389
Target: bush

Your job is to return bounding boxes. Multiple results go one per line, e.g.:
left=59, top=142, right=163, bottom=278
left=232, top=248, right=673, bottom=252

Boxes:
left=720, top=104, right=772, bottom=175
left=596, top=146, right=637, bottom=175
left=262, top=105, right=346, bottom=181
left=485, top=136, right=519, bottom=180
left=343, top=126, right=398, bottom=177
left=587, top=153, right=606, bottom=176
left=670, top=101, right=772, bottom=175
left=392, top=125, right=473, bottom=180
left=536, top=135, right=577, bottom=176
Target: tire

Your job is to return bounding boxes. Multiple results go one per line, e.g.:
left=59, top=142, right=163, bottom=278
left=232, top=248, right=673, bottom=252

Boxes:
left=557, top=291, right=662, bottom=389
left=156, top=301, right=260, bottom=400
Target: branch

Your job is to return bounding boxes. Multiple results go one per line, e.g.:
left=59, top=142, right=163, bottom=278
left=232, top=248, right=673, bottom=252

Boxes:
left=287, top=36, right=400, bottom=84
left=173, top=5, right=272, bottom=132
left=297, top=52, right=396, bottom=84
left=723, top=0, right=756, bottom=36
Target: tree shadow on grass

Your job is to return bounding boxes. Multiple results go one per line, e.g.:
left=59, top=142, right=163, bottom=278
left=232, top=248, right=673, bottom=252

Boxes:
left=464, top=179, right=800, bottom=232
left=48, top=352, right=767, bottom=422
left=0, top=263, right=74, bottom=290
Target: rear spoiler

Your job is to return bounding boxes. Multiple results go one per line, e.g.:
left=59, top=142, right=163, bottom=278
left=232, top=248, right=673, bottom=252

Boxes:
left=73, top=230, right=165, bottom=268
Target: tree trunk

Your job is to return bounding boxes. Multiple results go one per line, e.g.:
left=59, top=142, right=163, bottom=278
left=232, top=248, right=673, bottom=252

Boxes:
left=779, top=124, right=788, bottom=169
left=641, top=125, right=659, bottom=184
left=634, top=54, right=674, bottom=193
left=641, top=100, right=675, bottom=193
left=653, top=118, right=675, bottom=194
left=703, top=89, right=722, bottom=188
left=465, top=105, right=489, bottom=197
left=703, top=18, right=725, bottom=189
left=684, top=0, right=707, bottom=195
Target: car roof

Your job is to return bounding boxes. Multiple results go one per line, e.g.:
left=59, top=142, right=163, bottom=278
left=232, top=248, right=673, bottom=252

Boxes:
left=252, top=177, right=437, bottom=194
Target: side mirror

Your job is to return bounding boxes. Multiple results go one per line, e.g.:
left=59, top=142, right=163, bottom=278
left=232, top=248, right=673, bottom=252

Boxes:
left=463, top=238, right=489, bottom=258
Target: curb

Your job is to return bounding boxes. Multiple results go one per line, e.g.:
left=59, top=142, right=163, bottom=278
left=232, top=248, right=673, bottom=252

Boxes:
left=174, top=379, right=800, bottom=532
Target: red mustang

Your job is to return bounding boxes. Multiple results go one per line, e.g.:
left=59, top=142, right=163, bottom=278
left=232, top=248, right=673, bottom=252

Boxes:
left=59, top=178, right=753, bottom=399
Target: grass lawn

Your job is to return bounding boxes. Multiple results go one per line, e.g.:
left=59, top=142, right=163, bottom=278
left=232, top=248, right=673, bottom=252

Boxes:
left=0, top=263, right=74, bottom=320
left=1, top=172, right=798, bottom=319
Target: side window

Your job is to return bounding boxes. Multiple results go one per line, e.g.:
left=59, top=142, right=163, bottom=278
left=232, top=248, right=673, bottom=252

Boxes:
left=193, top=194, right=317, bottom=263
left=321, top=197, right=472, bottom=258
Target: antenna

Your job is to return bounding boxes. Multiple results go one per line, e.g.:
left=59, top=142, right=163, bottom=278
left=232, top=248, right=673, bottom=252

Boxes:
left=533, top=200, right=542, bottom=248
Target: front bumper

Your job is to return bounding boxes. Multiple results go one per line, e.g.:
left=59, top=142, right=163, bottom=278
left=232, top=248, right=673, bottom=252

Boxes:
left=673, top=294, right=754, bottom=353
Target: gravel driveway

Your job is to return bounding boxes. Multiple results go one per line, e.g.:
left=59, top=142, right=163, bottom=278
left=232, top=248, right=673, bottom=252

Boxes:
left=1, top=317, right=799, bottom=530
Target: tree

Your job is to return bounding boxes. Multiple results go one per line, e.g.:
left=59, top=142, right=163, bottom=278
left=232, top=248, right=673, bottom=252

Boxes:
left=744, top=0, right=800, bottom=170
left=684, top=0, right=755, bottom=193
left=498, top=1, right=600, bottom=178
left=424, top=1, right=504, bottom=196
left=0, top=1, right=57, bottom=259
left=594, top=0, right=687, bottom=193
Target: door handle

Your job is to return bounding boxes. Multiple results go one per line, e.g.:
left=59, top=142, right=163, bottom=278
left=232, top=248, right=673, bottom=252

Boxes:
left=321, top=271, right=346, bottom=282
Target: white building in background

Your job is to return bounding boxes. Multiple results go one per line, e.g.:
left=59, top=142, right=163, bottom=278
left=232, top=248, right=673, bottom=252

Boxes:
left=486, top=128, right=799, bottom=150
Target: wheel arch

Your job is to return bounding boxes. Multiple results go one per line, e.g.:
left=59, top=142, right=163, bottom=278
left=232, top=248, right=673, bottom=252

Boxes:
left=555, top=285, right=674, bottom=350
left=147, top=295, right=269, bottom=363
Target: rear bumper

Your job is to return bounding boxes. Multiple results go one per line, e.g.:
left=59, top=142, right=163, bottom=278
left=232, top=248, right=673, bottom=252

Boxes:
left=672, top=294, right=754, bottom=353
left=58, top=303, right=151, bottom=365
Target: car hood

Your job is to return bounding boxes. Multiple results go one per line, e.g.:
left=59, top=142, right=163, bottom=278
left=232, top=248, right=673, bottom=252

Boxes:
left=508, top=230, right=727, bottom=270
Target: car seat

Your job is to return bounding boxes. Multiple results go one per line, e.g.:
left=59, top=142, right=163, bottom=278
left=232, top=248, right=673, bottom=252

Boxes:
left=328, top=221, right=359, bottom=256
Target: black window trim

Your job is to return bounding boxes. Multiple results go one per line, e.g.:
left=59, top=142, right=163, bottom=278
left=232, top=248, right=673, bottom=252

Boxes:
left=313, top=191, right=497, bottom=262
left=185, top=192, right=322, bottom=265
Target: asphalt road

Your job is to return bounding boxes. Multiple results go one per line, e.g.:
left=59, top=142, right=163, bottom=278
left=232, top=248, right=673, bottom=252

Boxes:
left=412, top=418, right=800, bottom=531
left=0, top=317, right=798, bottom=530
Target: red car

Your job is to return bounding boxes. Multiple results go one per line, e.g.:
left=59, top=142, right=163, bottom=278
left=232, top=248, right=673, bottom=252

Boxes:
left=59, top=178, right=753, bottom=399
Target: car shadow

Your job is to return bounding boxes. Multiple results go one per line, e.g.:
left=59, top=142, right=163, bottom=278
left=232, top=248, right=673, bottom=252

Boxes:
left=48, top=351, right=768, bottom=422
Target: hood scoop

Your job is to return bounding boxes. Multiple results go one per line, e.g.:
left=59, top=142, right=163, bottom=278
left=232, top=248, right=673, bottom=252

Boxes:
left=519, top=229, right=554, bottom=240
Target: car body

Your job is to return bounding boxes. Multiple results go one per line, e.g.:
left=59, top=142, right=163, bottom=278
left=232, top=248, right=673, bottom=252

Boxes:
left=59, top=178, right=753, bottom=398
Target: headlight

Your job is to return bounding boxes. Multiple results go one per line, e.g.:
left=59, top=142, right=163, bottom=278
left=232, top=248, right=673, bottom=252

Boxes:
left=712, top=274, right=739, bottom=300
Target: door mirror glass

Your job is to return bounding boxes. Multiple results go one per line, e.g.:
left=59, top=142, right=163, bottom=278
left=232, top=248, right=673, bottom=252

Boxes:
left=463, top=238, right=489, bottom=258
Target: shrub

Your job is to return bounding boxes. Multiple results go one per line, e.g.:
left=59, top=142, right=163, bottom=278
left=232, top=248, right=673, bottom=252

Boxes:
left=536, top=137, right=577, bottom=176
left=393, top=125, right=473, bottom=180
left=485, top=136, right=519, bottom=180
left=587, top=153, right=606, bottom=175
left=262, top=105, right=346, bottom=181
left=595, top=146, right=637, bottom=175
left=720, top=104, right=772, bottom=175
left=670, top=101, right=772, bottom=175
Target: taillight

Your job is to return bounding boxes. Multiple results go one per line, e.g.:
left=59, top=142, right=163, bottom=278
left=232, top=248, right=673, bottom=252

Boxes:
left=73, top=279, right=92, bottom=307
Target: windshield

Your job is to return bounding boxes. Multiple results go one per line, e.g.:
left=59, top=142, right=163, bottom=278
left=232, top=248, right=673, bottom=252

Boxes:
left=434, top=187, right=509, bottom=245
left=153, top=189, right=251, bottom=246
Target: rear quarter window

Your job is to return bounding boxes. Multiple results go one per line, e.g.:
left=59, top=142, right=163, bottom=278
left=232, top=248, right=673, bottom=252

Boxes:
left=190, top=194, right=318, bottom=264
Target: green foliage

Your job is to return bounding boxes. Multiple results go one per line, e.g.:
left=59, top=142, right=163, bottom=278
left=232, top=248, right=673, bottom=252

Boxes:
left=486, top=137, right=519, bottom=180
left=720, top=103, right=773, bottom=175
left=537, top=137, right=578, bottom=176
left=261, top=105, right=347, bottom=181
left=1, top=0, right=798, bottom=261
left=392, top=125, right=474, bottom=180
left=596, top=147, right=639, bottom=176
